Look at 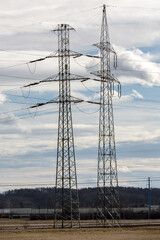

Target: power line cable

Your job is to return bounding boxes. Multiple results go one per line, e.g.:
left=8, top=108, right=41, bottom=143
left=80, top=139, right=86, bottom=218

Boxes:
left=117, top=57, right=160, bottom=64
left=74, top=54, right=160, bottom=68
left=81, top=81, right=99, bottom=93
left=114, top=103, right=160, bottom=111
left=112, top=68, right=160, bottom=75
left=1, top=179, right=160, bottom=188
left=0, top=161, right=160, bottom=174
left=0, top=51, right=58, bottom=70
left=1, top=100, right=160, bottom=124
left=74, top=102, right=99, bottom=114
left=0, top=49, right=47, bottom=57
left=114, top=6, right=160, bottom=10
left=0, top=100, right=33, bottom=105
left=4, top=93, right=50, bottom=101
left=75, top=101, right=160, bottom=113
left=81, top=81, right=160, bottom=96
left=73, top=57, right=100, bottom=69
left=0, top=73, right=40, bottom=81
left=0, top=59, right=31, bottom=61
left=0, top=107, right=59, bottom=124
left=1, top=56, right=160, bottom=71
left=0, top=62, right=28, bottom=70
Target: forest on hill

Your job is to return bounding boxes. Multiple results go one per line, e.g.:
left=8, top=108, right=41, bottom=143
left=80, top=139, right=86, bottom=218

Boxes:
left=0, top=187, right=160, bottom=209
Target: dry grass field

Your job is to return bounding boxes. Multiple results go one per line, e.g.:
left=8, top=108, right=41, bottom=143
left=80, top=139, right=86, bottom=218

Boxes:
left=0, top=226, right=160, bottom=240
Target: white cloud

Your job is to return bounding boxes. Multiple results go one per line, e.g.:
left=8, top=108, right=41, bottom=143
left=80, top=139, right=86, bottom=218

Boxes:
left=0, top=93, right=6, bottom=104
left=0, top=0, right=160, bottom=190
left=113, top=89, right=144, bottom=102
left=118, top=157, right=160, bottom=172
left=114, top=45, right=160, bottom=87
left=118, top=166, right=131, bottom=173
left=131, top=89, right=143, bottom=99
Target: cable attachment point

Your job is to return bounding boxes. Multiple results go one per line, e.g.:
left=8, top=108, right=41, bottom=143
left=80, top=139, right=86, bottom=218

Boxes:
left=112, top=82, right=115, bottom=96
left=20, top=86, right=31, bottom=99
left=27, top=107, right=38, bottom=118
left=114, top=52, right=117, bottom=69
left=26, top=62, right=37, bottom=75
left=118, top=82, right=121, bottom=98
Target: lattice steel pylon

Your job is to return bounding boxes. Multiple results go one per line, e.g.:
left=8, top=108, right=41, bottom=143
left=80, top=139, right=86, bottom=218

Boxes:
left=28, top=23, right=88, bottom=228
left=92, top=5, right=121, bottom=227
left=53, top=24, right=81, bottom=228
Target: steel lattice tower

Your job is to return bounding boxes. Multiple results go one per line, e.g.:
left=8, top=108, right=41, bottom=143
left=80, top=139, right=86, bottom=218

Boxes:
left=29, top=23, right=88, bottom=228
left=53, top=24, right=80, bottom=228
left=92, top=5, right=121, bottom=227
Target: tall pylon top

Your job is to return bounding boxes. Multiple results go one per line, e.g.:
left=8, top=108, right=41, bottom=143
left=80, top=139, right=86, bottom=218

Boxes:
left=92, top=4, right=120, bottom=90
left=101, top=4, right=110, bottom=43
left=53, top=24, right=75, bottom=32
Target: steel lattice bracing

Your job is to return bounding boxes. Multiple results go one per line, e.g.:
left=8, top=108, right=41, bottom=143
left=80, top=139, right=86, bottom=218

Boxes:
left=54, top=24, right=80, bottom=228
left=92, top=5, right=121, bottom=227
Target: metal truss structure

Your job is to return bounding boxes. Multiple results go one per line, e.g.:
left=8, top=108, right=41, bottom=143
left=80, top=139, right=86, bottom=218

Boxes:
left=29, top=24, right=89, bottom=228
left=28, top=5, right=121, bottom=228
left=53, top=24, right=86, bottom=228
left=92, top=5, right=121, bottom=227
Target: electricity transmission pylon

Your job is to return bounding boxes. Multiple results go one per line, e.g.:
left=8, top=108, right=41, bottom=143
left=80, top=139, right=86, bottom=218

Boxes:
left=92, top=5, right=121, bottom=227
left=53, top=24, right=79, bottom=228
left=53, top=24, right=87, bottom=228
left=29, top=23, right=89, bottom=228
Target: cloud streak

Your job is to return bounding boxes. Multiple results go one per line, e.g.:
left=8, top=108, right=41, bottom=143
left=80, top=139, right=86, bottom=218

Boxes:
left=0, top=0, right=160, bottom=191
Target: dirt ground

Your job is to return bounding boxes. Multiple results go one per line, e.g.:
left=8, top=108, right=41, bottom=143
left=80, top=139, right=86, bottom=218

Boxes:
left=0, top=227, right=160, bottom=240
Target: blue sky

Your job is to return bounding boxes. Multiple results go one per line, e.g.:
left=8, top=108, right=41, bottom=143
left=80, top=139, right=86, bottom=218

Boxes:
left=0, top=0, right=160, bottom=192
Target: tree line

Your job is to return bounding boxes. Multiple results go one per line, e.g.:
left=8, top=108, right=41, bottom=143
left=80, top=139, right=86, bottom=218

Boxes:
left=0, top=187, right=160, bottom=209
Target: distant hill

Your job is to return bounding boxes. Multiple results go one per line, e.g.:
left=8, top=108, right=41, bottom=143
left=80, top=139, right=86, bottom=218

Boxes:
left=0, top=187, right=160, bottom=209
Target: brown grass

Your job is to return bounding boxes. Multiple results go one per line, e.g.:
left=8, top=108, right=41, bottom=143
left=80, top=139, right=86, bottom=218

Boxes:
left=0, top=227, right=160, bottom=240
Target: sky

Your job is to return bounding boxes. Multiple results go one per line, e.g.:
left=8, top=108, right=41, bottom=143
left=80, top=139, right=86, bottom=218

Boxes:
left=0, top=0, right=160, bottom=192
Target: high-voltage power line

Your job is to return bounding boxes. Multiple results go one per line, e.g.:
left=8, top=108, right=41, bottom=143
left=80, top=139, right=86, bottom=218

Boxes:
left=92, top=4, right=121, bottom=227
left=24, top=4, right=122, bottom=228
